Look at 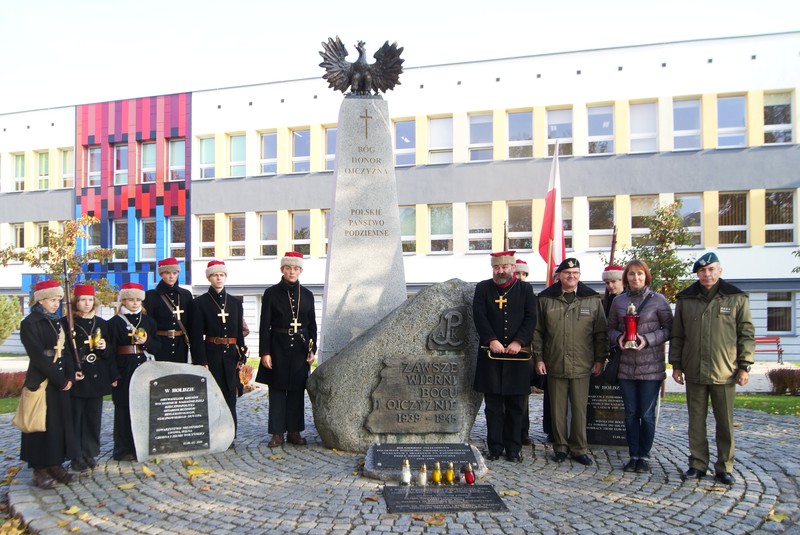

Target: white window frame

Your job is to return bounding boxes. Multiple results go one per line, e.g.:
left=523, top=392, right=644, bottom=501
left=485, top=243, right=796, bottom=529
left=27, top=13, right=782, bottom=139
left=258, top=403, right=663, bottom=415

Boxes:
left=507, top=110, right=533, bottom=159
left=324, top=127, right=337, bottom=171
left=466, top=203, right=492, bottom=252
left=394, top=120, right=416, bottom=166
left=258, top=212, right=278, bottom=257
left=114, top=144, right=129, bottom=185
left=168, top=217, right=186, bottom=260
left=14, top=153, right=25, bottom=191
left=428, top=117, right=453, bottom=164
left=766, top=292, right=795, bottom=335
left=198, top=216, right=216, bottom=258
left=291, top=129, right=310, bottom=173
left=140, top=218, right=157, bottom=261
left=229, top=134, right=246, bottom=177
left=290, top=211, right=311, bottom=255
left=12, top=224, right=24, bottom=252
left=428, top=204, right=453, bottom=253
left=629, top=102, right=658, bottom=153
left=764, top=92, right=793, bottom=145
left=112, top=219, right=128, bottom=261
left=260, top=132, right=277, bottom=176
left=630, top=195, right=658, bottom=245
left=673, top=98, right=702, bottom=151
left=562, top=199, right=574, bottom=251
left=468, top=114, right=493, bottom=162
left=168, top=139, right=185, bottom=181
left=675, top=194, right=703, bottom=248
left=718, top=191, right=749, bottom=246
left=228, top=213, right=246, bottom=257
left=141, top=142, right=156, bottom=183
left=587, top=105, right=615, bottom=155
left=399, top=205, right=416, bottom=253
left=717, top=95, right=747, bottom=148
left=588, top=198, right=615, bottom=249
left=765, top=190, right=794, bottom=245
left=34, top=222, right=49, bottom=251
left=84, top=222, right=101, bottom=254
left=86, top=147, right=101, bottom=187
left=61, top=148, right=74, bottom=188
left=547, top=108, right=573, bottom=156
left=507, top=201, right=533, bottom=252
left=199, top=137, right=215, bottom=179
left=37, top=151, right=49, bottom=190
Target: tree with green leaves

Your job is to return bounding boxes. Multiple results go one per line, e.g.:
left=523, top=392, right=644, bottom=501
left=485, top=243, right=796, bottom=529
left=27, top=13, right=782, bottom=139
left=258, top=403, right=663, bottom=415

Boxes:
left=616, top=202, right=695, bottom=303
left=0, top=295, right=23, bottom=345
left=0, top=215, right=118, bottom=305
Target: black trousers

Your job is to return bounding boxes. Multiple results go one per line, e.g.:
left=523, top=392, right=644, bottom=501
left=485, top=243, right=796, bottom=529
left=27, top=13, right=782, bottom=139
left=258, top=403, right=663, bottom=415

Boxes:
left=268, top=387, right=305, bottom=435
left=484, top=393, right=526, bottom=456
left=71, top=396, right=103, bottom=461
left=112, top=398, right=134, bottom=459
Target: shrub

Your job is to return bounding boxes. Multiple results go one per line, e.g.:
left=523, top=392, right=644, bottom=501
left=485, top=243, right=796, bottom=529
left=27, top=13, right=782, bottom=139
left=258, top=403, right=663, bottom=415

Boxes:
left=0, top=295, right=23, bottom=346
left=0, top=371, right=26, bottom=398
left=766, top=368, right=800, bottom=396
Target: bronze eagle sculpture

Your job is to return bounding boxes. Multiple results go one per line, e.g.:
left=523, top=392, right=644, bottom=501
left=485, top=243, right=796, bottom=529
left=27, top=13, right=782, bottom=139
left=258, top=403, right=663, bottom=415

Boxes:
left=319, top=36, right=404, bottom=95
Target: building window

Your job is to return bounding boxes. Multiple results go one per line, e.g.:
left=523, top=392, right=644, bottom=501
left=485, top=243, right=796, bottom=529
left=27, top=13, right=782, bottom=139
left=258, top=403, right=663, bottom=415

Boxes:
left=229, top=134, right=246, bottom=177
left=14, top=154, right=25, bottom=191
left=291, top=129, right=310, bottom=173
left=85, top=148, right=101, bottom=187
left=587, top=105, right=614, bottom=154
left=140, top=219, right=156, bottom=260
left=468, top=114, right=493, bottom=161
left=467, top=203, right=492, bottom=252
left=630, top=102, right=658, bottom=153
left=676, top=194, right=702, bottom=246
left=112, top=220, right=128, bottom=261
left=428, top=117, right=453, bottom=164
left=325, top=127, right=337, bottom=171
left=12, top=224, right=24, bottom=251
left=61, top=149, right=74, bottom=188
left=717, top=96, right=746, bottom=148
left=507, top=111, right=533, bottom=159
left=291, top=211, right=311, bottom=255
left=199, top=137, right=215, bottom=179
left=718, top=192, right=748, bottom=245
left=37, top=152, right=49, bottom=190
left=547, top=109, right=573, bottom=156
left=399, top=206, right=416, bottom=253
left=141, top=142, right=156, bottom=183
left=168, top=139, right=185, bottom=181
left=259, top=212, right=278, bottom=256
left=631, top=195, right=658, bottom=246
left=394, top=120, right=416, bottom=166
left=321, top=209, right=331, bottom=255
left=199, top=216, right=215, bottom=258
left=260, top=133, right=277, bottom=175
left=562, top=199, right=573, bottom=251
left=765, top=190, right=794, bottom=244
left=114, top=145, right=129, bottom=185
left=168, top=217, right=186, bottom=259
left=228, top=214, right=245, bottom=257
left=429, top=204, right=453, bottom=252
left=764, top=92, right=792, bottom=144
left=673, top=98, right=701, bottom=150
left=767, top=292, right=794, bottom=334
left=35, top=223, right=49, bottom=249
left=85, top=222, right=101, bottom=253
left=588, top=198, right=614, bottom=248
left=507, top=201, right=533, bottom=251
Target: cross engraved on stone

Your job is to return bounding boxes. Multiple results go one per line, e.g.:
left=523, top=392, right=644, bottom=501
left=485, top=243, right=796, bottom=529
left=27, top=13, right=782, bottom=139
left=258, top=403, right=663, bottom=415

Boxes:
left=290, top=318, right=302, bottom=334
left=360, top=109, right=373, bottom=139
left=218, top=309, right=229, bottom=324
left=173, top=305, right=184, bottom=321
left=494, top=295, right=507, bottom=310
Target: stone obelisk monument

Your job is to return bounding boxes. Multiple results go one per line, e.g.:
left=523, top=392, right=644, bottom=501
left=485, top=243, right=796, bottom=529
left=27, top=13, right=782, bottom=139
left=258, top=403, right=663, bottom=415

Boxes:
left=318, top=37, right=407, bottom=363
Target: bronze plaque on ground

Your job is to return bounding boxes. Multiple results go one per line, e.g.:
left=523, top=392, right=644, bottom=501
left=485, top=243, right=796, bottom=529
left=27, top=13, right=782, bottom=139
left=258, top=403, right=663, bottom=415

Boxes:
left=586, top=375, right=627, bottom=447
left=366, top=355, right=467, bottom=433
left=371, top=443, right=476, bottom=470
left=383, top=485, right=507, bottom=513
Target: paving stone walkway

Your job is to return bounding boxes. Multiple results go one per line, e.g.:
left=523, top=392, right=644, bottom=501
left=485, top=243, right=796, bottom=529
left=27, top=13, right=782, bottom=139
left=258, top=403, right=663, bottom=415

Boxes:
left=2, top=387, right=798, bottom=534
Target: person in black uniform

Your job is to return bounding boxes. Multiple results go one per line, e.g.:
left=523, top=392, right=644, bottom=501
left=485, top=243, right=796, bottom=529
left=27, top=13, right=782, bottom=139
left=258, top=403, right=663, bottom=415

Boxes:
left=107, top=282, right=160, bottom=461
left=143, top=257, right=193, bottom=363
left=473, top=251, right=537, bottom=462
left=19, top=280, right=78, bottom=489
left=190, top=260, right=246, bottom=430
left=257, top=251, right=317, bottom=448
left=64, top=284, right=117, bottom=471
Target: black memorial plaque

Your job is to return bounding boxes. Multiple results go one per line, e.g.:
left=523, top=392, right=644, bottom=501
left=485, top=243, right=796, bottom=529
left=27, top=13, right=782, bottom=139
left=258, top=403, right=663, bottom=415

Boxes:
left=586, top=375, right=627, bottom=447
left=383, top=485, right=507, bottom=513
left=372, top=443, right=476, bottom=470
left=149, top=374, right=210, bottom=454
left=366, top=355, right=466, bottom=433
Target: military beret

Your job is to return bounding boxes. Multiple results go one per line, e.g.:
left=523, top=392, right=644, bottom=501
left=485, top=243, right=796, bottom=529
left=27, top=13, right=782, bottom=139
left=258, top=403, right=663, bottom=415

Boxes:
left=693, top=252, right=720, bottom=273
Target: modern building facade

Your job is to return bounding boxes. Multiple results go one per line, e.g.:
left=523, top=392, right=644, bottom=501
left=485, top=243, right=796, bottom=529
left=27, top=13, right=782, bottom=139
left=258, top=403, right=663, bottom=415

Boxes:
left=1, top=32, right=798, bottom=356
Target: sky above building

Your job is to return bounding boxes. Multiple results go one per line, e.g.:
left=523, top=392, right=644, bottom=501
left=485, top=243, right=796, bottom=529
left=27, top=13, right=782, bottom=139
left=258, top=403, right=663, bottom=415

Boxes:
left=0, top=0, right=797, bottom=114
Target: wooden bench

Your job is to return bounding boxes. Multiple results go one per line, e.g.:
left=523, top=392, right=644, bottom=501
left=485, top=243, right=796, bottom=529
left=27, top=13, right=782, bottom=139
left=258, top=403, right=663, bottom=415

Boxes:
left=755, top=336, right=784, bottom=364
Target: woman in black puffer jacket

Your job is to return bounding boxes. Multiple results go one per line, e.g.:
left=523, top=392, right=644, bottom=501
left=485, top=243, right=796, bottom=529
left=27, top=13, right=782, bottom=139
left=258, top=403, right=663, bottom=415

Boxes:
left=607, top=260, right=673, bottom=474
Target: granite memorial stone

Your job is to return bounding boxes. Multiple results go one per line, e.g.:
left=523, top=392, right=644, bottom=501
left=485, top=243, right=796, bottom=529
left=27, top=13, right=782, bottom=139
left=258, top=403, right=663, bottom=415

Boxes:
left=130, top=362, right=235, bottom=462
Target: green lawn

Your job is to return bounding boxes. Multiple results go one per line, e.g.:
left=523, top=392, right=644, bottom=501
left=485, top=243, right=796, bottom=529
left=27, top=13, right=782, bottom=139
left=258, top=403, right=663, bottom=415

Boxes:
left=663, top=392, right=800, bottom=416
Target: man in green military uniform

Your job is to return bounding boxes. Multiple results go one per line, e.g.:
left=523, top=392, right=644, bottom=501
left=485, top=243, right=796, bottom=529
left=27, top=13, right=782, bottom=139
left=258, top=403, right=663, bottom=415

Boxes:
left=533, top=258, right=607, bottom=466
left=669, top=252, right=755, bottom=485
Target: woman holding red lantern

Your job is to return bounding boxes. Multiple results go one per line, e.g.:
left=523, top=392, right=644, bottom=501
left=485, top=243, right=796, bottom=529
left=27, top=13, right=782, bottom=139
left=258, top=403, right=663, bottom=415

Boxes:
left=607, top=260, right=673, bottom=474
